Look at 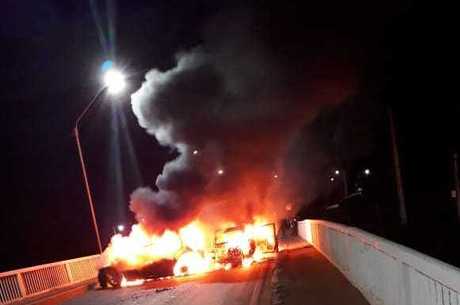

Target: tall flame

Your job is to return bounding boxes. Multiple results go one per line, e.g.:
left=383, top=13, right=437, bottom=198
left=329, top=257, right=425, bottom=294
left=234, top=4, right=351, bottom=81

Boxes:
left=103, top=217, right=275, bottom=278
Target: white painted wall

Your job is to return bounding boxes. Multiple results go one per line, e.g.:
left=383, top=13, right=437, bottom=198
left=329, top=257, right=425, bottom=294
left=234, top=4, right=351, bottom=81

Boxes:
left=298, top=220, right=460, bottom=305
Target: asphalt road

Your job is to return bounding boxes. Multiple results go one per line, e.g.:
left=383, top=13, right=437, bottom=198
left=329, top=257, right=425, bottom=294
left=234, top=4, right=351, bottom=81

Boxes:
left=60, top=261, right=273, bottom=305
left=276, top=245, right=369, bottom=305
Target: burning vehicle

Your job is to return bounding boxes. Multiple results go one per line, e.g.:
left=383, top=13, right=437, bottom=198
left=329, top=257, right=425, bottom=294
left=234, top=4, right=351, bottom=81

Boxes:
left=98, top=220, right=277, bottom=288
left=213, top=223, right=277, bottom=269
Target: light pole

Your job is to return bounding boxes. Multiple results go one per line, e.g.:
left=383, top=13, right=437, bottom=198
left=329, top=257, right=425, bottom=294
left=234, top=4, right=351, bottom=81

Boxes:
left=74, top=68, right=126, bottom=254
left=388, top=107, right=407, bottom=225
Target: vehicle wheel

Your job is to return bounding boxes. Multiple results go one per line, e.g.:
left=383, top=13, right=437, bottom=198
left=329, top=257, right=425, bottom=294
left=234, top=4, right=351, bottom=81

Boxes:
left=98, top=267, right=122, bottom=289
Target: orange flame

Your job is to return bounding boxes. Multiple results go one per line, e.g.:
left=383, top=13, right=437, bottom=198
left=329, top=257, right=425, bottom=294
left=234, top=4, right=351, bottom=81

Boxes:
left=103, top=216, right=275, bottom=278
left=104, top=225, right=182, bottom=268
left=121, top=276, right=145, bottom=287
left=173, top=251, right=211, bottom=276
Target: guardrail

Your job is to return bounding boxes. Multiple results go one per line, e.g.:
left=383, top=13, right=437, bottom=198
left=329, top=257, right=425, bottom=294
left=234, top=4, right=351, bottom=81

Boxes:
left=0, top=255, right=101, bottom=304
left=298, top=220, right=460, bottom=305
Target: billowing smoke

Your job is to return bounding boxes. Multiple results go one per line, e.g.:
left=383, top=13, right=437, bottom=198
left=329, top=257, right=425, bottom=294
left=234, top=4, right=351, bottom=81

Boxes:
left=130, top=15, right=356, bottom=232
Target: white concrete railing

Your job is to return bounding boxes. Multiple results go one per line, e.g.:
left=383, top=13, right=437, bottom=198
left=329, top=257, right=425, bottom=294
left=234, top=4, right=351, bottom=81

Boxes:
left=298, top=220, right=460, bottom=305
left=0, top=255, right=101, bottom=304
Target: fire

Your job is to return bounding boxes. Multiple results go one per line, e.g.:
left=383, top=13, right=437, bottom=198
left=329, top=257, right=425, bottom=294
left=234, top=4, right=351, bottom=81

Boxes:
left=105, top=225, right=182, bottom=268
left=173, top=251, right=211, bottom=276
left=120, top=276, right=145, bottom=288
left=219, top=220, right=276, bottom=257
left=103, top=217, right=276, bottom=280
left=242, top=257, right=253, bottom=268
left=149, top=230, right=182, bottom=258
left=179, top=222, right=207, bottom=252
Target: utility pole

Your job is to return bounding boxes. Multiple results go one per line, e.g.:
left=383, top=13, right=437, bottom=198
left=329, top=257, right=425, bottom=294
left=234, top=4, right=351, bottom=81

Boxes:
left=453, top=153, right=460, bottom=221
left=388, top=107, right=408, bottom=225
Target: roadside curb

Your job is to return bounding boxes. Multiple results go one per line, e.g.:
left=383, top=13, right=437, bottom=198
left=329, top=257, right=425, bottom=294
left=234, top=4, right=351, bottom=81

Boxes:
left=271, top=255, right=288, bottom=305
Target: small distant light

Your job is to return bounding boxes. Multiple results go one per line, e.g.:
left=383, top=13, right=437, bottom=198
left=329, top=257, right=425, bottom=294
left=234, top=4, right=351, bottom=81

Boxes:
left=273, top=174, right=279, bottom=179
left=217, top=169, right=224, bottom=175
left=330, top=177, right=335, bottom=182
left=117, top=224, right=125, bottom=232
left=334, top=169, right=340, bottom=176
left=193, top=149, right=199, bottom=155
left=357, top=187, right=363, bottom=193
left=364, top=168, right=371, bottom=176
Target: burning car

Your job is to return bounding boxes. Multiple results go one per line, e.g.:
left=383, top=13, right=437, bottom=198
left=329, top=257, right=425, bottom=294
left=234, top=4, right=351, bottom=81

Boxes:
left=97, top=220, right=277, bottom=288
left=213, top=223, right=277, bottom=268
left=98, top=258, right=176, bottom=288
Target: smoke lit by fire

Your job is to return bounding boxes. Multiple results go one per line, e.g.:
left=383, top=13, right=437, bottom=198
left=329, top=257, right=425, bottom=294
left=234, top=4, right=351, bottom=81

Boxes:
left=107, top=12, right=356, bottom=281
left=128, top=15, right=356, bottom=235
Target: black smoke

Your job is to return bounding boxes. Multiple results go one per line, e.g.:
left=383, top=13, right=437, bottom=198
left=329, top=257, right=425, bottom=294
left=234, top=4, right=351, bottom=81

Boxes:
left=130, top=12, right=357, bottom=232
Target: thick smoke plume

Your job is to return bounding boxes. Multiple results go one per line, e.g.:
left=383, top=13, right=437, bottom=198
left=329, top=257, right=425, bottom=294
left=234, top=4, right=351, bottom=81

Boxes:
left=130, top=16, right=356, bottom=232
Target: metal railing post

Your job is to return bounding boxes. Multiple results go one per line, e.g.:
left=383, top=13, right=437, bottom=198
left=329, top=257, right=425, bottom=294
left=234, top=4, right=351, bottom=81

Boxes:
left=64, top=263, right=74, bottom=284
left=17, top=273, right=27, bottom=297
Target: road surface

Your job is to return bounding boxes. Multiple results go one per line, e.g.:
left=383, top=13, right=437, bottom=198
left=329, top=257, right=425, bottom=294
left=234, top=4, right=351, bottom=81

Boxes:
left=61, top=261, right=273, bottom=305
left=275, top=241, right=369, bottom=305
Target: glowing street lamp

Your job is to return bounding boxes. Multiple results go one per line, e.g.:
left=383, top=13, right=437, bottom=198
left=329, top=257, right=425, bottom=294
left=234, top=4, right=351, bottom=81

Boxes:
left=103, top=69, right=126, bottom=95
left=217, top=168, right=224, bottom=175
left=117, top=224, right=125, bottom=232
left=74, top=64, right=127, bottom=254
left=364, top=168, right=371, bottom=176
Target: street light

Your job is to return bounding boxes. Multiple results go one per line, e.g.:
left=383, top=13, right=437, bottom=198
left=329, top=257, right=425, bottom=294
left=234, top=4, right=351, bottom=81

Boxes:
left=104, top=69, right=126, bottom=95
left=74, top=67, right=126, bottom=254
left=364, top=168, right=371, bottom=176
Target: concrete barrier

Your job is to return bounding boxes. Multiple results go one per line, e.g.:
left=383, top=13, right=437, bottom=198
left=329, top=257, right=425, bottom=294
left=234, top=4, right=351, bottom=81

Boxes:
left=298, top=220, right=460, bottom=305
left=0, top=255, right=100, bottom=304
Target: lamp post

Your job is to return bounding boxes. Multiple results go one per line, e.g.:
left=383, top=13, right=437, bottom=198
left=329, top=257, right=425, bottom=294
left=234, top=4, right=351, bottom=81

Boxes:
left=74, top=68, right=126, bottom=254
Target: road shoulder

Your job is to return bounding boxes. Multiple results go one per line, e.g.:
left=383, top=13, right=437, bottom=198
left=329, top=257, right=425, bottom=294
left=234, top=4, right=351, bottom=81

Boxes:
left=272, top=245, right=369, bottom=305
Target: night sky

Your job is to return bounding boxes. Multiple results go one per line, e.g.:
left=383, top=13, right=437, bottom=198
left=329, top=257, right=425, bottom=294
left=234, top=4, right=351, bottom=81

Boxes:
left=2, top=0, right=455, bottom=272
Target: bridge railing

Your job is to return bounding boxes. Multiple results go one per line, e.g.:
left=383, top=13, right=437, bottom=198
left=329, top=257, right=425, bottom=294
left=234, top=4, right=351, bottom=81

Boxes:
left=0, top=255, right=101, bottom=304
left=298, top=219, right=460, bottom=305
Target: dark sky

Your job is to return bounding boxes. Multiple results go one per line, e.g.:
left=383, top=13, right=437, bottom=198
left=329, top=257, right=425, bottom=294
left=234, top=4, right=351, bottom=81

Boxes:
left=2, top=0, right=451, bottom=272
